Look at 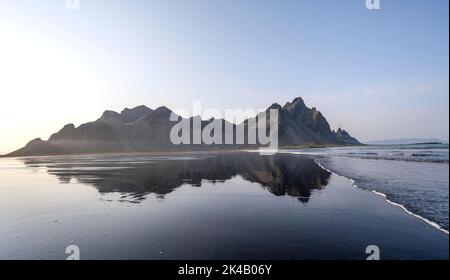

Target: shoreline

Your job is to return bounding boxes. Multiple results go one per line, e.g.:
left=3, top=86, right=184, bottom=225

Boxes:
left=314, top=160, right=449, bottom=235
left=0, top=144, right=366, bottom=158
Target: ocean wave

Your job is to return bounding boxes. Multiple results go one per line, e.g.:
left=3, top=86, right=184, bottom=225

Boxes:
left=313, top=160, right=449, bottom=235
left=336, top=154, right=448, bottom=163
left=411, top=153, right=441, bottom=157
left=292, top=152, right=449, bottom=164
left=346, top=152, right=379, bottom=155
left=371, top=190, right=449, bottom=235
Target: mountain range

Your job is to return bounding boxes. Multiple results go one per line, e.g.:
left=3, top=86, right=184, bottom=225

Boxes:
left=6, top=97, right=360, bottom=157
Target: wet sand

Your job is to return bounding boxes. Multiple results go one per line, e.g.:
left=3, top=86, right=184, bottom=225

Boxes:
left=0, top=152, right=448, bottom=259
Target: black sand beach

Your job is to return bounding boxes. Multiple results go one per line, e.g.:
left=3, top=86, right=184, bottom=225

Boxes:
left=0, top=152, right=448, bottom=259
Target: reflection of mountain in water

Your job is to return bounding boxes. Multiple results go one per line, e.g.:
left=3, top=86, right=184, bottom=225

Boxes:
left=21, top=152, right=331, bottom=203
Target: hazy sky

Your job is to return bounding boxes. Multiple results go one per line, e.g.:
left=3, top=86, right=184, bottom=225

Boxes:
left=0, top=0, right=448, bottom=154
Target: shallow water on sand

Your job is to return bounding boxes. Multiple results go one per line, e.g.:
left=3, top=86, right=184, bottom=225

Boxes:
left=284, top=144, right=449, bottom=231
left=0, top=152, right=448, bottom=259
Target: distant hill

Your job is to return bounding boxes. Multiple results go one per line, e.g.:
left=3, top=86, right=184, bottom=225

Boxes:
left=365, top=138, right=449, bottom=145
left=6, top=97, right=361, bottom=157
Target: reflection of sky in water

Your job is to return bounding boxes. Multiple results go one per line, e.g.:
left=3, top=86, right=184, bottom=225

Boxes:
left=0, top=152, right=448, bottom=260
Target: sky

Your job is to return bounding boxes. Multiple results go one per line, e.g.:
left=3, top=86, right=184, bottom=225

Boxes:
left=0, top=0, right=448, bottom=154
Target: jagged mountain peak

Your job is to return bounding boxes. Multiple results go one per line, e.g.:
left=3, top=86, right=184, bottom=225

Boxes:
left=333, top=127, right=360, bottom=145
left=267, top=103, right=282, bottom=111
left=122, top=105, right=151, bottom=112
left=120, top=105, right=154, bottom=123
left=136, top=106, right=176, bottom=124
left=62, top=123, right=76, bottom=130
left=154, top=106, right=171, bottom=113
left=152, top=106, right=173, bottom=117
left=98, top=110, right=124, bottom=126
left=101, top=110, right=120, bottom=116
left=291, top=96, right=305, bottom=104
left=29, top=138, right=43, bottom=144
left=283, top=97, right=306, bottom=111
left=335, top=128, right=349, bottom=135
left=99, top=110, right=121, bottom=118
left=48, top=123, right=77, bottom=141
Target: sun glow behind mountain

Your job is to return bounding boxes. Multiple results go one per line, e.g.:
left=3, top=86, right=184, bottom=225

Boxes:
left=0, top=26, right=112, bottom=154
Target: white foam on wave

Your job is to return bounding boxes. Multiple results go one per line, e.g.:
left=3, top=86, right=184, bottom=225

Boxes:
left=249, top=149, right=450, bottom=235
left=314, top=159, right=449, bottom=235
left=370, top=190, right=449, bottom=235
left=280, top=149, right=449, bottom=164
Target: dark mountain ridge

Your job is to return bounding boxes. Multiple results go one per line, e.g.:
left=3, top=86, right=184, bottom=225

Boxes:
left=6, top=97, right=361, bottom=157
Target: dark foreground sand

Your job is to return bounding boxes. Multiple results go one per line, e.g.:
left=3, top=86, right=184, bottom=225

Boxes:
left=0, top=152, right=447, bottom=259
